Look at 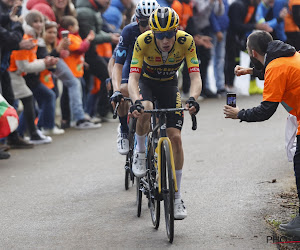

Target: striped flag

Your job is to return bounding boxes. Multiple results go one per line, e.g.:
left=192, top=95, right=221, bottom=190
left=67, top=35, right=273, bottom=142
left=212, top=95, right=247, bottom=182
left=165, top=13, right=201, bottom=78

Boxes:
left=0, top=94, right=19, bottom=138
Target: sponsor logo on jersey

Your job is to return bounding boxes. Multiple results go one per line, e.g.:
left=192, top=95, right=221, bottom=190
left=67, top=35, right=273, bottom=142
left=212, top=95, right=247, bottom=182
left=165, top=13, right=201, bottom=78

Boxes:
left=168, top=58, right=175, bottom=62
left=175, top=92, right=182, bottom=115
left=188, top=40, right=194, bottom=51
left=144, top=34, right=152, bottom=44
left=130, top=67, right=141, bottom=73
left=135, top=41, right=141, bottom=52
left=147, top=56, right=154, bottom=61
left=190, top=57, right=199, bottom=64
left=155, top=57, right=161, bottom=62
left=131, top=58, right=138, bottom=65
left=188, top=67, right=200, bottom=73
left=116, top=49, right=127, bottom=58
left=177, top=36, right=187, bottom=44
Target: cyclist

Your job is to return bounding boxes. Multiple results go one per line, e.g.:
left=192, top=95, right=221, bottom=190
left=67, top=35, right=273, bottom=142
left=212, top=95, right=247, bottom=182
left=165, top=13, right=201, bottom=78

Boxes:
left=110, top=0, right=160, bottom=155
left=128, top=7, right=202, bottom=219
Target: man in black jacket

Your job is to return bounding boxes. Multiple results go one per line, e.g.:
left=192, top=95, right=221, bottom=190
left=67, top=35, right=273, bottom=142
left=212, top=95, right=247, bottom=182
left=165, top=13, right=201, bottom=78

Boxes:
left=224, top=30, right=300, bottom=236
left=0, top=0, right=35, bottom=151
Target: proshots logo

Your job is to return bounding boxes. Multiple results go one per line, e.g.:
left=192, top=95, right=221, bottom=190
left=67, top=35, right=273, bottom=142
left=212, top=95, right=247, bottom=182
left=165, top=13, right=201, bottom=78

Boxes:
left=267, top=235, right=300, bottom=244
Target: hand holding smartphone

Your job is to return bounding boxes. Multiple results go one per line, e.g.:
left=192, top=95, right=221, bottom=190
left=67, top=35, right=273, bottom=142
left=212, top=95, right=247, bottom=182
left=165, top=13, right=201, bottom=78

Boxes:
left=61, top=30, right=69, bottom=38
left=226, top=93, right=236, bottom=107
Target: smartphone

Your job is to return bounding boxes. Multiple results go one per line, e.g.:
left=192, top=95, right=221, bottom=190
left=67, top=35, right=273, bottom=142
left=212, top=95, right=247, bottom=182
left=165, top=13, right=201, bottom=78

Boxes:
left=61, top=30, right=69, bottom=38
left=227, top=93, right=236, bottom=107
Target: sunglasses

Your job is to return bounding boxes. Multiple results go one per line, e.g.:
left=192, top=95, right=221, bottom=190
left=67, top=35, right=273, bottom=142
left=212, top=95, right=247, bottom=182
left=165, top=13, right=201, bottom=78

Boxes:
left=154, top=30, right=176, bottom=40
left=139, top=19, right=149, bottom=27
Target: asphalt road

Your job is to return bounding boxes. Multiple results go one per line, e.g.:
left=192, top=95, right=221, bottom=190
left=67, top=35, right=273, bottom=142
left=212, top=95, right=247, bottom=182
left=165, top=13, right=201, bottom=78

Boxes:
left=0, top=95, right=294, bottom=249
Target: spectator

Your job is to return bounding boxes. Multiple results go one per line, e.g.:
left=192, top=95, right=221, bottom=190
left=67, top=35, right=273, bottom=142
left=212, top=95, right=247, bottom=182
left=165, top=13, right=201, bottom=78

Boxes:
left=255, top=0, right=288, bottom=41
left=8, top=10, right=57, bottom=144
left=60, top=15, right=96, bottom=118
left=209, top=0, right=229, bottom=96
left=224, top=30, right=300, bottom=237
left=102, top=0, right=133, bottom=32
left=224, top=0, right=272, bottom=94
left=0, top=0, right=35, bottom=149
left=185, top=0, right=224, bottom=98
left=76, top=0, right=120, bottom=122
left=284, top=0, right=300, bottom=50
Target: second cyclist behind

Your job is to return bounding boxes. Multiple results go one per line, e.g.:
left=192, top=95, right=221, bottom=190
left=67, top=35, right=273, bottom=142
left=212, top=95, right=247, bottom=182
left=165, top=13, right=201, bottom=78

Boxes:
left=110, top=0, right=160, bottom=155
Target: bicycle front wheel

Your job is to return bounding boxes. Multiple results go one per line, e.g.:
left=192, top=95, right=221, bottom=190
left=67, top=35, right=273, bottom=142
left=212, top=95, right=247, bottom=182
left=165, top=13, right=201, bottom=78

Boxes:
left=161, top=140, right=174, bottom=243
left=147, top=134, right=160, bottom=229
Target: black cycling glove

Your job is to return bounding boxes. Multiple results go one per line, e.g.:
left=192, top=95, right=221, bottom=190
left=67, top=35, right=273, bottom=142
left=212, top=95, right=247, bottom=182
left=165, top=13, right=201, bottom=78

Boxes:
left=186, top=97, right=200, bottom=114
left=110, top=91, right=123, bottom=103
left=130, top=100, right=144, bottom=113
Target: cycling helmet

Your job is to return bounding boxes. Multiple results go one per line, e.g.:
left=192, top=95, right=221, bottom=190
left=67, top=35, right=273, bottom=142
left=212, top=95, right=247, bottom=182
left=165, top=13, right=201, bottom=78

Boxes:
left=149, top=7, right=179, bottom=32
left=135, top=0, right=160, bottom=19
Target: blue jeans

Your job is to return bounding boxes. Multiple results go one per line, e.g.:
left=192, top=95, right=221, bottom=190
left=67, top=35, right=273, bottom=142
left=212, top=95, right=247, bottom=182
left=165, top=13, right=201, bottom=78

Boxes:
left=212, top=31, right=226, bottom=91
left=31, top=83, right=56, bottom=129
left=53, top=59, right=85, bottom=121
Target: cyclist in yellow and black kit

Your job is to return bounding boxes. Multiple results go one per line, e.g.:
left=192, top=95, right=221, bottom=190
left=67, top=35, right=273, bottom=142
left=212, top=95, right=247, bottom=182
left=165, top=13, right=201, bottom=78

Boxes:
left=128, top=7, right=202, bottom=220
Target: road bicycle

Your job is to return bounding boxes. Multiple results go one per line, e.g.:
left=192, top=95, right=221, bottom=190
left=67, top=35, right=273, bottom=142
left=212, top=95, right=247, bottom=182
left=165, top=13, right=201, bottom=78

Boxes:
left=113, top=98, right=136, bottom=190
left=136, top=107, right=197, bottom=243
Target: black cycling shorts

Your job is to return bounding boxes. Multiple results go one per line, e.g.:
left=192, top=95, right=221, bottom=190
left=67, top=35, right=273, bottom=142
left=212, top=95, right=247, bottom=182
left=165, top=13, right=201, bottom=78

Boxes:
left=139, top=76, right=184, bottom=130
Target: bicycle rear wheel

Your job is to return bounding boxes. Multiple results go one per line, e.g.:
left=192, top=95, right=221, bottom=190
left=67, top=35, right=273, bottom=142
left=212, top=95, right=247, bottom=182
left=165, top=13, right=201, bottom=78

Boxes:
left=136, top=177, right=142, bottom=217
left=147, top=133, right=160, bottom=229
left=161, top=140, right=174, bottom=243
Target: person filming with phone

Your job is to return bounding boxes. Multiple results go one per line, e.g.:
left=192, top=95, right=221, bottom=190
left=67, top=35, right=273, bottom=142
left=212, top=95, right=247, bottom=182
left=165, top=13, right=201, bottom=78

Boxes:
left=223, top=30, right=300, bottom=236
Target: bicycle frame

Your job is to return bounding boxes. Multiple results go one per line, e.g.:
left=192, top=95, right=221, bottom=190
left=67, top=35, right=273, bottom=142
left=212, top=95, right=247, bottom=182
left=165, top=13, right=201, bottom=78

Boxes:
left=150, top=112, right=178, bottom=194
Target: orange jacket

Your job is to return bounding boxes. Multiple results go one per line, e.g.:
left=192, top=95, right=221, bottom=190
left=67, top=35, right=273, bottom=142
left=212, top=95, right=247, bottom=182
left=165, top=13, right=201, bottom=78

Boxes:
left=285, top=0, right=300, bottom=32
left=63, top=33, right=87, bottom=78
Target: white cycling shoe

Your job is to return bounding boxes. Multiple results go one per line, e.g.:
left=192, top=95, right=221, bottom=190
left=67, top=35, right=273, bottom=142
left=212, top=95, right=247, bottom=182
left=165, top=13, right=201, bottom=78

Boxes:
left=174, top=198, right=187, bottom=220
left=117, top=132, right=129, bottom=155
left=132, top=151, right=146, bottom=177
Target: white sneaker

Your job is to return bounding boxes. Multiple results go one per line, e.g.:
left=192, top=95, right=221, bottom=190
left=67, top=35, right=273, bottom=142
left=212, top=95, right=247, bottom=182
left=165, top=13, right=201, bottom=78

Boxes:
left=75, top=119, right=102, bottom=129
left=42, top=126, right=65, bottom=136
left=132, top=151, right=146, bottom=177
left=117, top=132, right=129, bottom=155
left=174, top=198, right=187, bottom=220
left=30, top=130, right=52, bottom=145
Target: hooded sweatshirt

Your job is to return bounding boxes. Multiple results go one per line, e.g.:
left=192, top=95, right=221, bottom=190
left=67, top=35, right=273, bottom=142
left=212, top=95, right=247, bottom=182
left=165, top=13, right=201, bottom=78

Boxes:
left=76, top=0, right=112, bottom=46
left=238, top=41, right=300, bottom=129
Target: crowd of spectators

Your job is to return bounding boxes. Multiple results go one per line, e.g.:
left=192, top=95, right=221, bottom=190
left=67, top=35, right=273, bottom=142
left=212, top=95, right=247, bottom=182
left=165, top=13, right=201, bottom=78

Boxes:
left=0, top=0, right=300, bottom=159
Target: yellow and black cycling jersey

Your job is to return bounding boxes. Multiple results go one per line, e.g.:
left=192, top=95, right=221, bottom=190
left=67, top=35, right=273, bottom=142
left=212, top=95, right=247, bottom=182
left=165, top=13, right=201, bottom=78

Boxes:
left=130, top=30, right=199, bottom=81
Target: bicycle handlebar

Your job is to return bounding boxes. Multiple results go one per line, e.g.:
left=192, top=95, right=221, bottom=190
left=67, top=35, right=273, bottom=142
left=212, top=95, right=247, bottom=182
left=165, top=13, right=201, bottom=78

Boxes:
left=144, top=108, right=197, bottom=131
left=113, top=97, right=133, bottom=119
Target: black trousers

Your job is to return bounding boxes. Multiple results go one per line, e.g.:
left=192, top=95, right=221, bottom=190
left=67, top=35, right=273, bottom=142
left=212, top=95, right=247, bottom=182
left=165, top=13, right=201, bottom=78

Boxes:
left=85, top=53, right=111, bottom=117
left=294, top=135, right=300, bottom=208
left=224, top=34, right=241, bottom=87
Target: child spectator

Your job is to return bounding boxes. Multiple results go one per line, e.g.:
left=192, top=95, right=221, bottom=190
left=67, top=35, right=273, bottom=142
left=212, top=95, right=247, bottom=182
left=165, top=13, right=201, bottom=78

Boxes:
left=59, top=15, right=95, bottom=111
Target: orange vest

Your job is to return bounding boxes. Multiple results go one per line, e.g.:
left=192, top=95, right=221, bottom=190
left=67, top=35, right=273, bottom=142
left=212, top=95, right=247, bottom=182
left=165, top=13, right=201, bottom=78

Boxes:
left=63, top=34, right=85, bottom=78
left=8, top=34, right=38, bottom=75
left=40, top=69, right=55, bottom=89
left=285, top=0, right=300, bottom=32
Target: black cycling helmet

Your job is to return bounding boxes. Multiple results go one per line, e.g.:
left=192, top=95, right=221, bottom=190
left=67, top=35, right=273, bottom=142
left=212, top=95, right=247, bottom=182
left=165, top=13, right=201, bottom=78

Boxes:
left=149, top=7, right=179, bottom=32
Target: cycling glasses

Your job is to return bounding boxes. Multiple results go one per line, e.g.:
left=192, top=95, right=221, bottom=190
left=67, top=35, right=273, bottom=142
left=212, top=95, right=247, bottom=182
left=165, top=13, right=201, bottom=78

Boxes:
left=139, top=19, right=149, bottom=27
left=154, top=30, right=176, bottom=40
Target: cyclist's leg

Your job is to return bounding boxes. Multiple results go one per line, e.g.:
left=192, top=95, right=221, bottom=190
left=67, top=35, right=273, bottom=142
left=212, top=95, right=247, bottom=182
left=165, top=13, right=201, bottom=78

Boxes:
left=132, top=77, right=153, bottom=177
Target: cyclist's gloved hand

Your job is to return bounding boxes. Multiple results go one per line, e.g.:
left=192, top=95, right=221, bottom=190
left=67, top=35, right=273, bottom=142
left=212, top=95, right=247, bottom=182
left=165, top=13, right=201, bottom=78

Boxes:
left=110, top=91, right=123, bottom=104
left=186, top=97, right=200, bottom=114
left=130, top=100, right=144, bottom=114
